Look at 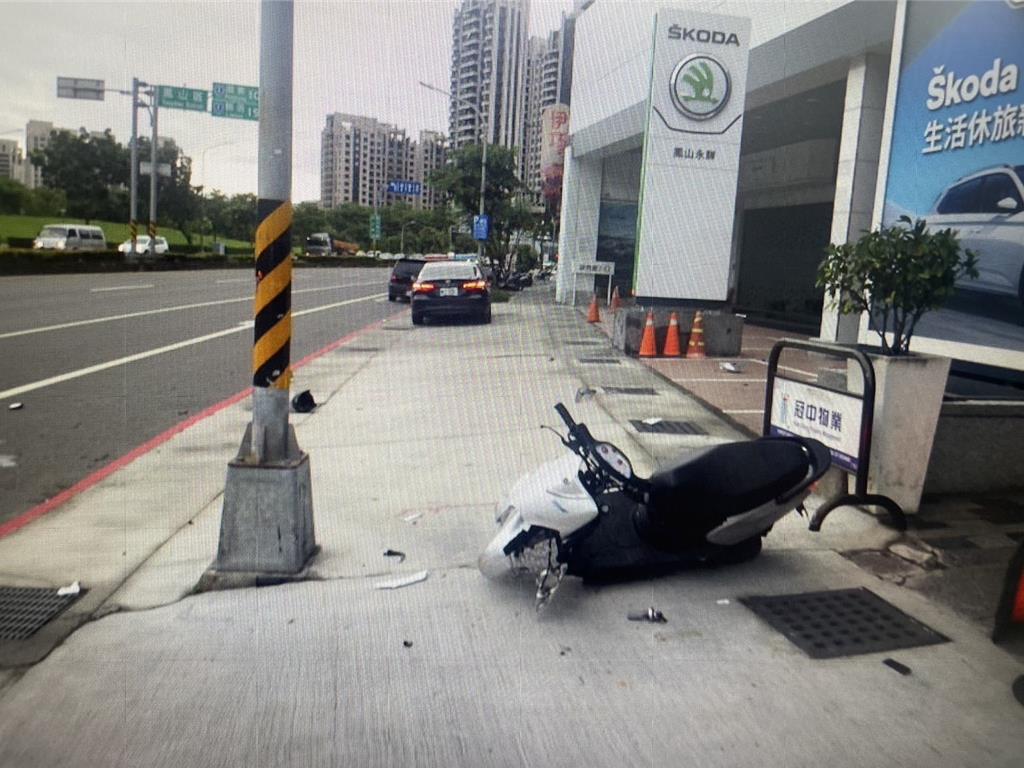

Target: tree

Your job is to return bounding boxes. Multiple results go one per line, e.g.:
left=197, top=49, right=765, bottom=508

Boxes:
left=0, top=177, right=29, bottom=215
left=136, top=137, right=203, bottom=244
left=32, top=128, right=128, bottom=222
left=427, top=143, right=539, bottom=282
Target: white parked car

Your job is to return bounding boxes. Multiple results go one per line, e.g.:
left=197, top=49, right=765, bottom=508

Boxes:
left=117, top=235, right=169, bottom=255
left=927, top=164, right=1024, bottom=305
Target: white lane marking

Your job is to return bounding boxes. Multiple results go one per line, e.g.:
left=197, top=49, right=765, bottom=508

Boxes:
left=746, top=359, right=818, bottom=378
left=215, top=278, right=251, bottom=284
left=0, top=293, right=384, bottom=400
left=0, top=281, right=384, bottom=340
left=89, top=284, right=154, bottom=293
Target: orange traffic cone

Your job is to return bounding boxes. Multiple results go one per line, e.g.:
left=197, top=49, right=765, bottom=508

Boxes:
left=662, top=312, right=681, bottom=357
left=638, top=310, right=657, bottom=358
left=685, top=310, right=706, bottom=359
left=610, top=286, right=622, bottom=313
left=993, top=538, right=1024, bottom=643
left=587, top=293, right=601, bottom=323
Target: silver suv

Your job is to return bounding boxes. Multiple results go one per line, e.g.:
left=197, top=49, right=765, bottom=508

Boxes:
left=928, top=165, right=1024, bottom=305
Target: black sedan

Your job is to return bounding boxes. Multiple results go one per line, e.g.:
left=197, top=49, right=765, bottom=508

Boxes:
left=410, top=261, right=491, bottom=325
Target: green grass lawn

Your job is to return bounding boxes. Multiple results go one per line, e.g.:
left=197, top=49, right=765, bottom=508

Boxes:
left=0, top=215, right=251, bottom=249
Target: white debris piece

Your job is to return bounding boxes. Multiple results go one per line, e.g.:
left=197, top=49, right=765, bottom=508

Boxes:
left=716, top=599, right=731, bottom=605
left=374, top=571, right=429, bottom=590
left=8, top=403, right=23, bottom=411
left=720, top=362, right=743, bottom=374
left=57, top=580, right=81, bottom=596
left=641, top=417, right=663, bottom=426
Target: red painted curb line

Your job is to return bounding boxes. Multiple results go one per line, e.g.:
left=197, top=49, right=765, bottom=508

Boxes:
left=0, top=310, right=402, bottom=540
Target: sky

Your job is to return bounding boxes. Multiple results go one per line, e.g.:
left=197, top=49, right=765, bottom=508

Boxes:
left=0, top=0, right=575, bottom=203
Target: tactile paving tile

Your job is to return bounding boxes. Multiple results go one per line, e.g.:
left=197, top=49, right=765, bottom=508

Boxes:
left=739, top=587, right=949, bottom=659
left=0, top=586, right=82, bottom=641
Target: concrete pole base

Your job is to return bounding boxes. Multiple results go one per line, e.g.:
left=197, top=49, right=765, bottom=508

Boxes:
left=208, top=423, right=317, bottom=579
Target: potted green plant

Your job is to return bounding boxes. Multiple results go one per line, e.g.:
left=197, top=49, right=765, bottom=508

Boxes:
left=817, top=215, right=978, bottom=512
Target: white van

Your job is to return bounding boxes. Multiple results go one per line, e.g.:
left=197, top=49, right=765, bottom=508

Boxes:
left=33, top=224, right=108, bottom=251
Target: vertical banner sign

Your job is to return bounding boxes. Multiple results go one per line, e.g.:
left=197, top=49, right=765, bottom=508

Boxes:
left=880, top=1, right=1024, bottom=364
left=634, top=11, right=750, bottom=301
left=540, top=104, right=570, bottom=205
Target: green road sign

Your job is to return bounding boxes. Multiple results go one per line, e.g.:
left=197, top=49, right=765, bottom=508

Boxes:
left=211, top=82, right=259, bottom=121
left=157, top=85, right=208, bottom=112
left=369, top=214, right=382, bottom=240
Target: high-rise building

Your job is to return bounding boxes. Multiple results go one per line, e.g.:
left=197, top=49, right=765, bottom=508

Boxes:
left=22, top=120, right=53, bottom=189
left=520, top=12, right=577, bottom=198
left=320, top=114, right=446, bottom=210
left=449, top=0, right=530, bottom=157
left=0, top=139, right=24, bottom=183
left=412, top=131, right=448, bottom=211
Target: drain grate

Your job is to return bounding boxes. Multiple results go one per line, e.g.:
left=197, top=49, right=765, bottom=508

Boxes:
left=603, top=386, right=658, bottom=396
left=0, top=586, right=83, bottom=641
left=630, top=419, right=706, bottom=435
left=579, top=358, right=620, bottom=365
left=740, top=587, right=949, bottom=659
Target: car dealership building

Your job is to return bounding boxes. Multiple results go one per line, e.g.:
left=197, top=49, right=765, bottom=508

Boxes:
left=556, top=0, right=1024, bottom=374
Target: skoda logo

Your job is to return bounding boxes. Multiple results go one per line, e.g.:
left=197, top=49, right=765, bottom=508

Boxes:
left=670, top=54, right=731, bottom=121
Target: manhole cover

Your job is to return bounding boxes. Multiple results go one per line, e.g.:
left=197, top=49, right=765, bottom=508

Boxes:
left=630, top=419, right=706, bottom=435
left=739, top=587, right=949, bottom=659
left=579, top=358, right=620, bottom=365
left=0, top=586, right=83, bottom=641
left=603, top=386, right=658, bottom=396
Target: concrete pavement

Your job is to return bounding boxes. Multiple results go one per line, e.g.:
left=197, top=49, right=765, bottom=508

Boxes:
left=0, top=286, right=1022, bottom=766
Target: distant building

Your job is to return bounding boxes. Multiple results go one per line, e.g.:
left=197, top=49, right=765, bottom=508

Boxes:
left=0, top=139, right=24, bottom=183
left=320, top=114, right=447, bottom=210
left=22, top=120, right=54, bottom=189
left=521, top=12, right=576, bottom=197
left=449, top=0, right=530, bottom=158
left=412, top=130, right=448, bottom=211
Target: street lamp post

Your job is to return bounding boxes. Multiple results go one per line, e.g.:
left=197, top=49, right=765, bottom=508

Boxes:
left=418, top=81, right=487, bottom=263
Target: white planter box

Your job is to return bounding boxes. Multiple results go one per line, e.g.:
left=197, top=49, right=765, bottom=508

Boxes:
left=847, top=351, right=951, bottom=513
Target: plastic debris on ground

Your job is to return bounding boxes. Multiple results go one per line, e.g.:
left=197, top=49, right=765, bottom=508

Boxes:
left=383, top=548, right=406, bottom=563
left=883, top=658, right=912, bottom=676
left=57, top=580, right=81, bottom=596
left=716, top=599, right=731, bottom=605
left=403, top=640, right=413, bottom=648
left=574, top=387, right=597, bottom=402
left=8, top=403, right=23, bottom=411
left=627, top=607, right=667, bottom=623
left=720, top=362, right=743, bottom=374
left=291, top=389, right=316, bottom=413
left=374, top=570, right=429, bottom=590
left=641, top=417, right=663, bottom=426
left=402, top=511, right=423, bottom=525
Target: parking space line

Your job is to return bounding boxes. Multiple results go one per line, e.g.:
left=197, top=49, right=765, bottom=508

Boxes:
left=0, top=293, right=384, bottom=400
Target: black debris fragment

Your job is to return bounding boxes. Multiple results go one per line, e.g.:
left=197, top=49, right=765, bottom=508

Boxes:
left=291, top=390, right=316, bottom=413
left=403, top=640, right=413, bottom=648
left=383, top=549, right=406, bottom=563
left=627, top=607, right=667, bottom=623
left=883, top=658, right=912, bottom=676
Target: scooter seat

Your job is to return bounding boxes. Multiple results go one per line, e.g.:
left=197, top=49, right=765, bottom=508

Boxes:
left=648, top=437, right=813, bottom=522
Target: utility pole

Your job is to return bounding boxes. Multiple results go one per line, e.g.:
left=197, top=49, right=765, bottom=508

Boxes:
left=129, top=78, right=139, bottom=257
left=210, top=0, right=315, bottom=584
left=148, top=93, right=159, bottom=241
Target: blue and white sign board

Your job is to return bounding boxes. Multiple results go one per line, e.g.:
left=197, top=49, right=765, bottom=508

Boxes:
left=877, top=0, right=1024, bottom=371
left=387, top=180, right=422, bottom=196
left=473, top=214, right=490, bottom=241
left=633, top=10, right=750, bottom=301
left=769, top=378, right=863, bottom=473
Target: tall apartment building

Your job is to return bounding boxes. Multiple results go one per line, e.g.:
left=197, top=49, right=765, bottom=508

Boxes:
left=0, top=139, right=24, bottom=183
left=22, top=120, right=53, bottom=189
left=520, top=12, right=577, bottom=198
left=449, top=0, right=530, bottom=156
left=320, top=114, right=446, bottom=210
left=412, top=131, right=448, bottom=211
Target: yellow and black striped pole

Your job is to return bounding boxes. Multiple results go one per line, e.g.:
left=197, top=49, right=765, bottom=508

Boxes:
left=253, top=200, right=293, bottom=391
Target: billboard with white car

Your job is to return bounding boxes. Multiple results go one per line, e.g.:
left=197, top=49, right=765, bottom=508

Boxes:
left=880, top=0, right=1024, bottom=368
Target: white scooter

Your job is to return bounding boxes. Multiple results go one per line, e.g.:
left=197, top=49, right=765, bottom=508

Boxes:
left=480, top=403, right=831, bottom=607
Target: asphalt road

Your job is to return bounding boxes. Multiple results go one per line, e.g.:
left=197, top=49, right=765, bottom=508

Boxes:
left=0, top=267, right=398, bottom=527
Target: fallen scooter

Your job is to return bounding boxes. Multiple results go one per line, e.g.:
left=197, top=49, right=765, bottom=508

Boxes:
left=479, top=403, right=831, bottom=607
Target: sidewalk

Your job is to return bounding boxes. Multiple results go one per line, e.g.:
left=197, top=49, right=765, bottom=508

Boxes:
left=0, top=286, right=1022, bottom=767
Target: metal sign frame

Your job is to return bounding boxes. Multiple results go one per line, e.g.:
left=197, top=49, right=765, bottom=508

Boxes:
left=763, top=339, right=905, bottom=531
